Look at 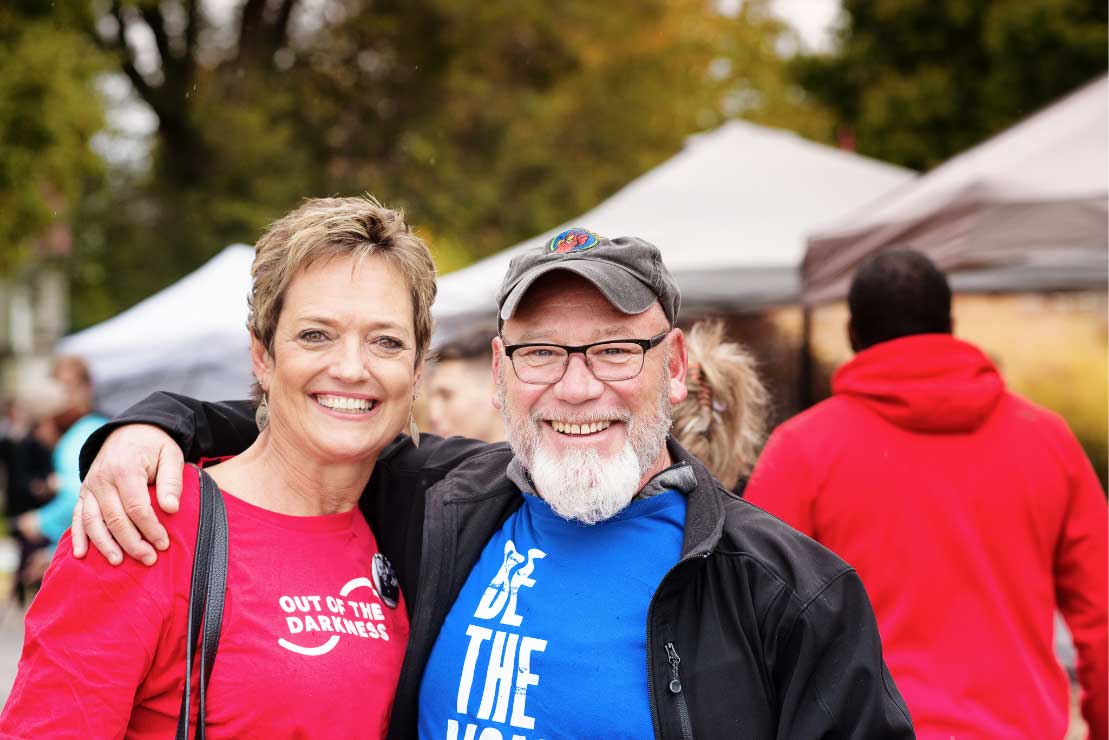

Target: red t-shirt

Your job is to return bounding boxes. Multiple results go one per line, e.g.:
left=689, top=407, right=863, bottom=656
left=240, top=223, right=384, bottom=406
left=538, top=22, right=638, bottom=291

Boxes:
left=0, top=464, right=409, bottom=738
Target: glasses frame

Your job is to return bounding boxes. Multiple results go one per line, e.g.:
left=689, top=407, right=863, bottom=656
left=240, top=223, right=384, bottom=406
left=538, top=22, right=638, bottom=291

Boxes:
left=502, top=330, right=670, bottom=385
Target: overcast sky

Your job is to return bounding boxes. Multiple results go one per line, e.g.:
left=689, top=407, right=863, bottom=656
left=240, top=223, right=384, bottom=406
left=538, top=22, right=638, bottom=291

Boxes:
left=771, top=0, right=841, bottom=51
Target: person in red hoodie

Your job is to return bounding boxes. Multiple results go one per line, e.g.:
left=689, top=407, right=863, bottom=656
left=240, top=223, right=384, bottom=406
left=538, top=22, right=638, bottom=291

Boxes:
left=746, top=248, right=1107, bottom=740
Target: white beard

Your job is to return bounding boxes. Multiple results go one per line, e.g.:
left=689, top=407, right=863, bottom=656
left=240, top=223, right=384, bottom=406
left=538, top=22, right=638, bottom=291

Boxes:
left=527, top=440, right=644, bottom=525
left=498, top=367, right=672, bottom=525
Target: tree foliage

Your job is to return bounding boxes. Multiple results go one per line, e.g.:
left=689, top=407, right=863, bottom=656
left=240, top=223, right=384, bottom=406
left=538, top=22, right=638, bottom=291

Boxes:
left=0, top=2, right=106, bottom=272
left=792, top=0, right=1108, bottom=170
left=12, top=1, right=1105, bottom=327
left=50, top=0, right=822, bottom=328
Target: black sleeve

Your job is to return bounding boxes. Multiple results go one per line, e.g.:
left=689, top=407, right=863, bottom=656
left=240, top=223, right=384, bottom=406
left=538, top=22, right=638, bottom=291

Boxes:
left=360, top=435, right=504, bottom=604
left=79, top=392, right=258, bottom=479
left=775, top=570, right=916, bottom=738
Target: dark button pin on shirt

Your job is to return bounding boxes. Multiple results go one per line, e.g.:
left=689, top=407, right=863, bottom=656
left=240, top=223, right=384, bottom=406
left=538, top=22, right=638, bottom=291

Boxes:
left=372, top=552, right=399, bottom=609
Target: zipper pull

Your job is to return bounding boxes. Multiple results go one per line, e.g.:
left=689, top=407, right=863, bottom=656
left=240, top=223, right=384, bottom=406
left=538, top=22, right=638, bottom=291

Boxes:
left=665, top=641, right=683, bottom=694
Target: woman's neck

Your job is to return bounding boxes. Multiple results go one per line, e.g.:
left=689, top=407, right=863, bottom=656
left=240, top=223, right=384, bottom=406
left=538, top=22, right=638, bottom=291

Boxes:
left=205, top=427, right=377, bottom=516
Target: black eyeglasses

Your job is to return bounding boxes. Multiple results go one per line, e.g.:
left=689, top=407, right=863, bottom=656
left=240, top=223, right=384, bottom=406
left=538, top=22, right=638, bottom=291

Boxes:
left=502, top=331, right=670, bottom=385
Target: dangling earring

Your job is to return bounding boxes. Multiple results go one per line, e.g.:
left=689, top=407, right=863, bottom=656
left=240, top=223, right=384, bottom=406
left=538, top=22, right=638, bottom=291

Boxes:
left=255, top=393, right=270, bottom=432
left=409, top=395, right=420, bottom=447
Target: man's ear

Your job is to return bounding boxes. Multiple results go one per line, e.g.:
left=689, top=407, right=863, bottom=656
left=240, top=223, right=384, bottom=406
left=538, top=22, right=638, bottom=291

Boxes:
left=490, top=336, right=505, bottom=410
left=667, top=328, right=688, bottom=405
left=250, top=334, right=274, bottom=393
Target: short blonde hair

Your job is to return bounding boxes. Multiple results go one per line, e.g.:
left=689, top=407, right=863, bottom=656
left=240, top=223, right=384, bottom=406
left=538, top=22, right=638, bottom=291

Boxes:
left=671, top=320, right=769, bottom=489
left=248, top=195, right=437, bottom=366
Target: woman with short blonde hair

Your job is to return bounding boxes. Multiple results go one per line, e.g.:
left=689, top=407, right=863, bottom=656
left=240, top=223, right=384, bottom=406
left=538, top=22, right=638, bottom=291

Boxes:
left=3, top=195, right=436, bottom=738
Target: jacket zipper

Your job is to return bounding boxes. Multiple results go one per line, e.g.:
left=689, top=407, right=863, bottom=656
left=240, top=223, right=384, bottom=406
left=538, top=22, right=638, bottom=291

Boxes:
left=647, top=553, right=708, bottom=739
left=665, top=642, right=695, bottom=740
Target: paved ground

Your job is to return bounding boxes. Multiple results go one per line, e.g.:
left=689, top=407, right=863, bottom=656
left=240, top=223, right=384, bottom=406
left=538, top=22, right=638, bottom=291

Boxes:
left=0, top=603, right=24, bottom=705
left=0, top=537, right=25, bottom=704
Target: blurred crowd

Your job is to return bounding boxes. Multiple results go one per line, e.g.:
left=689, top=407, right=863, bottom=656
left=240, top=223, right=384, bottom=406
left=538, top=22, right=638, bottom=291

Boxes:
left=0, top=358, right=105, bottom=603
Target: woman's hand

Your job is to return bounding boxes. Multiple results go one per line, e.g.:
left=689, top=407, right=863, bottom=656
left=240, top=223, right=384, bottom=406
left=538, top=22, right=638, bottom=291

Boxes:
left=71, top=424, right=185, bottom=566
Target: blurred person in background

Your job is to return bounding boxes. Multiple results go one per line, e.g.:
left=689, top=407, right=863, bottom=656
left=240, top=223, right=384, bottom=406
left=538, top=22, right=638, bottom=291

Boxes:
left=14, top=358, right=107, bottom=553
left=426, top=326, right=504, bottom=442
left=0, top=382, right=67, bottom=603
left=670, top=319, right=769, bottom=493
left=1, top=196, right=431, bottom=736
left=746, top=248, right=1108, bottom=740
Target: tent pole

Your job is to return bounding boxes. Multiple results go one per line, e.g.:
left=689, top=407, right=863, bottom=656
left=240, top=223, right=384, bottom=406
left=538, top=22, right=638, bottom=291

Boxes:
left=798, top=305, right=814, bottom=410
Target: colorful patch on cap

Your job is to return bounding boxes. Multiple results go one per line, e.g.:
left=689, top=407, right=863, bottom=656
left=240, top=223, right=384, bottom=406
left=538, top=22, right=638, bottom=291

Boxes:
left=547, top=228, right=600, bottom=254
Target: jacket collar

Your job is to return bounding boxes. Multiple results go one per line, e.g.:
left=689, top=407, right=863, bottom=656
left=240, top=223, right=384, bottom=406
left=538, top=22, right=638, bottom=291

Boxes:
left=666, top=438, right=727, bottom=558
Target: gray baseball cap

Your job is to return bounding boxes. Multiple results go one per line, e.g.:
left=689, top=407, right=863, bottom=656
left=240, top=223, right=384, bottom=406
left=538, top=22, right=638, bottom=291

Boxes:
left=497, top=228, right=681, bottom=327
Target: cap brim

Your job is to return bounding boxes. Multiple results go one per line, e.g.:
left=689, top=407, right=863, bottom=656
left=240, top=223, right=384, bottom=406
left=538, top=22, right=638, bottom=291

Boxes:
left=499, top=260, right=658, bottom=321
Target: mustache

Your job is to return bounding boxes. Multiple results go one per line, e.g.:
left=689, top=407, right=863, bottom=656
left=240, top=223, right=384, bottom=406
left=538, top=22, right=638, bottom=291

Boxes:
left=530, top=408, right=633, bottom=425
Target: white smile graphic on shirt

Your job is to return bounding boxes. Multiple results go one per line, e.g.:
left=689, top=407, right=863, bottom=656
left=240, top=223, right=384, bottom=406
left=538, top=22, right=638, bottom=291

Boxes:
left=278, top=576, right=390, bottom=656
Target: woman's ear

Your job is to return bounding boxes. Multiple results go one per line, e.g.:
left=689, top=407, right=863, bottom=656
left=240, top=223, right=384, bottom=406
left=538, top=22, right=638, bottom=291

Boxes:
left=250, top=334, right=274, bottom=393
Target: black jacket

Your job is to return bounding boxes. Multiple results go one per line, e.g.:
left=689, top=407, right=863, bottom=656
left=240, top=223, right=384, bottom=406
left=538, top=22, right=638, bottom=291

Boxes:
left=82, top=393, right=914, bottom=739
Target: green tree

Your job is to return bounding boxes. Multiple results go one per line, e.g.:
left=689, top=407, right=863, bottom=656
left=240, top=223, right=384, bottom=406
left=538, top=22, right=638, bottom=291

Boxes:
left=65, top=0, right=320, bottom=319
left=792, top=0, right=1107, bottom=170
left=46, top=0, right=818, bottom=327
left=0, top=2, right=105, bottom=272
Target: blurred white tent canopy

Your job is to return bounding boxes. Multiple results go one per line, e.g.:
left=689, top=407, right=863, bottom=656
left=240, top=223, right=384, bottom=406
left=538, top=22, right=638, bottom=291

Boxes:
left=433, top=120, right=914, bottom=345
left=57, top=245, right=255, bottom=415
left=803, top=75, right=1109, bottom=304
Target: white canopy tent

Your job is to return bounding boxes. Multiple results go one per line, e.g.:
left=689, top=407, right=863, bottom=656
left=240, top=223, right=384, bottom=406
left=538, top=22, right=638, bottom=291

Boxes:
left=58, top=245, right=255, bottom=415
left=803, top=75, right=1109, bottom=304
left=433, top=120, right=914, bottom=345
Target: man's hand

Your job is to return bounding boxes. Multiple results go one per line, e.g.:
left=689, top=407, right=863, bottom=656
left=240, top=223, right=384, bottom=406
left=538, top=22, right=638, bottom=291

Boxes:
left=71, top=424, right=184, bottom=566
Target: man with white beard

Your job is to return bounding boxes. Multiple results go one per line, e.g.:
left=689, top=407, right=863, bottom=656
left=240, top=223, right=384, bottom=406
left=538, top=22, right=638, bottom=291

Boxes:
left=72, top=229, right=914, bottom=738
left=494, top=273, right=675, bottom=525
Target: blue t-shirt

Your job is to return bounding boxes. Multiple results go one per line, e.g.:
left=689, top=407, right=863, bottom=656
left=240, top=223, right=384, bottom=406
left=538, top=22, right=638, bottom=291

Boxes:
left=418, top=488, right=687, bottom=740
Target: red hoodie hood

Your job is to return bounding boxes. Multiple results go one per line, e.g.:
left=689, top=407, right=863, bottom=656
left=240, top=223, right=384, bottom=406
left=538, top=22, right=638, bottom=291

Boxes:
left=831, top=334, right=1005, bottom=433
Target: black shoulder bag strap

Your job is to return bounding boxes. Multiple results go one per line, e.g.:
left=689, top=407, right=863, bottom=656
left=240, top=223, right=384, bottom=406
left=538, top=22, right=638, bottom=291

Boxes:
left=176, top=464, right=229, bottom=740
